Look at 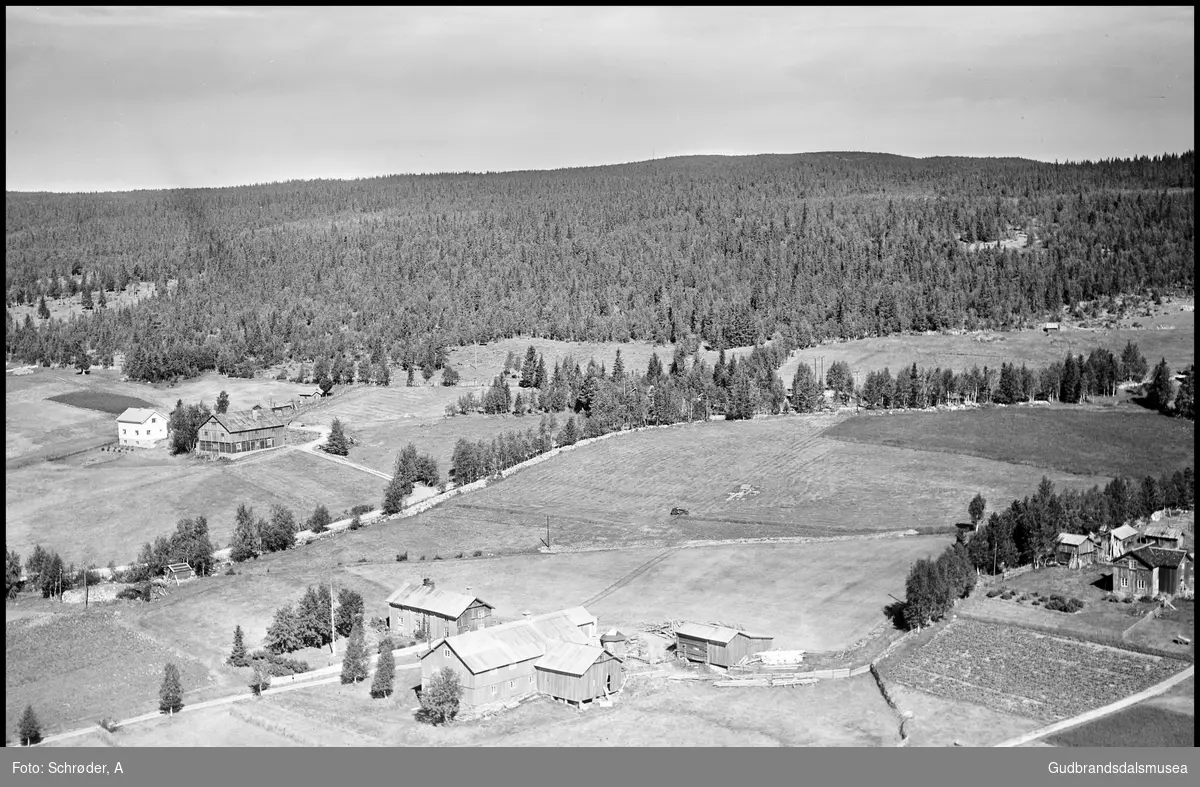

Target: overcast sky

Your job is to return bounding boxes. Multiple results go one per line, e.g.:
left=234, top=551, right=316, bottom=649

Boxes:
left=5, top=6, right=1195, bottom=193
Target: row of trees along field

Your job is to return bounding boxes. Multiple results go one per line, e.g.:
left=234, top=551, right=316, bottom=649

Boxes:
left=4, top=152, right=1194, bottom=380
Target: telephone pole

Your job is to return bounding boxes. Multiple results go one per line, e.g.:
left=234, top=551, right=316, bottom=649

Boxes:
left=330, top=579, right=337, bottom=656
left=546, top=516, right=551, bottom=550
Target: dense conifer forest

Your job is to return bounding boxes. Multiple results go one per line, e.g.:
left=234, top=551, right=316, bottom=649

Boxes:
left=4, top=151, right=1194, bottom=379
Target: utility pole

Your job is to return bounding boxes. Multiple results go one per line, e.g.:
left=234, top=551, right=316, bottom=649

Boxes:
left=330, top=579, right=337, bottom=656
left=546, top=516, right=551, bottom=550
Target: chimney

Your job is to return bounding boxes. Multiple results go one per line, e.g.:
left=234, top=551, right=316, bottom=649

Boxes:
left=423, top=577, right=434, bottom=588
left=465, top=586, right=471, bottom=596
left=522, top=610, right=531, bottom=619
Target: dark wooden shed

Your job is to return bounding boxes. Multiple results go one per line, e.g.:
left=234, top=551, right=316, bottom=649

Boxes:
left=674, top=623, right=774, bottom=668
left=535, top=641, right=624, bottom=705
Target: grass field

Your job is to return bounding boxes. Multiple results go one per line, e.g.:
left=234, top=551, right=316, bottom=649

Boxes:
left=886, top=685, right=1043, bottom=747
left=403, top=416, right=1110, bottom=555
left=1125, top=599, right=1195, bottom=658
left=778, top=300, right=1194, bottom=385
left=43, top=707, right=301, bottom=747
left=5, top=610, right=212, bottom=738
left=45, top=389, right=157, bottom=415
left=1047, top=704, right=1195, bottom=747
left=885, top=619, right=1187, bottom=722
left=6, top=448, right=384, bottom=566
left=825, top=407, right=1195, bottom=480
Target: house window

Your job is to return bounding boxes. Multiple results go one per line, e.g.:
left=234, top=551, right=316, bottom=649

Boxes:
left=122, top=429, right=126, bottom=434
left=509, top=680, right=515, bottom=689
left=529, top=676, right=534, bottom=684
left=151, top=418, right=156, bottom=423
left=135, top=430, right=139, bottom=436
left=1137, top=578, right=1146, bottom=590
left=491, top=685, right=497, bottom=695
left=444, top=648, right=451, bottom=658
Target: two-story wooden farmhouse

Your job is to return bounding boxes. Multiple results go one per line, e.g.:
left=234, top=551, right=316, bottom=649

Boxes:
left=387, top=580, right=493, bottom=640
left=116, top=408, right=169, bottom=447
left=1111, top=546, right=1191, bottom=598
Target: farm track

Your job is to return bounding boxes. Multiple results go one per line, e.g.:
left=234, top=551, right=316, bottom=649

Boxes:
left=580, top=547, right=680, bottom=607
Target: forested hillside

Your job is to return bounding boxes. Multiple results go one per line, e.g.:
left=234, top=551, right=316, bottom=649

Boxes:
left=4, top=151, right=1194, bottom=380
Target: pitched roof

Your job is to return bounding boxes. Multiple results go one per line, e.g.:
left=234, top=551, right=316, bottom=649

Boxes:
left=1141, top=525, right=1183, bottom=540
left=208, top=409, right=285, bottom=433
left=422, top=607, right=592, bottom=674
left=1056, top=533, right=1090, bottom=546
left=117, top=407, right=165, bottom=424
left=675, top=622, right=773, bottom=645
left=552, top=605, right=597, bottom=629
left=600, top=628, right=628, bottom=643
left=536, top=641, right=612, bottom=676
left=1122, top=546, right=1187, bottom=570
left=1111, top=524, right=1140, bottom=540
left=386, top=582, right=491, bottom=619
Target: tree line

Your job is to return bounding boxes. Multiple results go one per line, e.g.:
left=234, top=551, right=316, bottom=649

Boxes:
left=5, top=151, right=1194, bottom=382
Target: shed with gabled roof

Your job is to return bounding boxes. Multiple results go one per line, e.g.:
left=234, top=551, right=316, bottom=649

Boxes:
left=535, top=641, right=624, bottom=704
left=674, top=622, right=774, bottom=668
left=1055, top=532, right=1095, bottom=568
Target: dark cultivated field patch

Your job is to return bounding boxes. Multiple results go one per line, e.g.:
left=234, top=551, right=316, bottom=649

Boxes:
left=1048, top=704, right=1195, bottom=747
left=47, top=389, right=156, bottom=415
left=823, top=407, right=1194, bottom=479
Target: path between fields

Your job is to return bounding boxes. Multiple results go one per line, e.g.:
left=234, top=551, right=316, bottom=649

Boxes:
left=992, top=664, right=1195, bottom=747
left=34, top=653, right=423, bottom=747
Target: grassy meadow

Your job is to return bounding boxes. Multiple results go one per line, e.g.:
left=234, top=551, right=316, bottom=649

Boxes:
left=825, top=407, right=1195, bottom=480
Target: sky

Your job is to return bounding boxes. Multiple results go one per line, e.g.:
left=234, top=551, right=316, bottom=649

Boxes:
left=5, top=6, right=1195, bottom=192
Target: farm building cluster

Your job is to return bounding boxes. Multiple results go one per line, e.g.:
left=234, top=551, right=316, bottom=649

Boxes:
left=1050, top=519, right=1194, bottom=598
left=390, top=580, right=777, bottom=709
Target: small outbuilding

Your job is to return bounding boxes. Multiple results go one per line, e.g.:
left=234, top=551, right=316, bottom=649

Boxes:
left=165, top=562, right=195, bottom=584
left=674, top=623, right=774, bottom=668
left=1055, top=533, right=1095, bottom=568
left=1103, top=524, right=1141, bottom=562
left=535, top=641, right=624, bottom=705
left=1140, top=525, right=1185, bottom=551
left=600, top=628, right=629, bottom=658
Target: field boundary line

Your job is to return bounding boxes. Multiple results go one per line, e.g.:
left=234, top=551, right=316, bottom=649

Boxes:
left=580, top=547, right=680, bottom=607
left=992, top=664, right=1194, bottom=747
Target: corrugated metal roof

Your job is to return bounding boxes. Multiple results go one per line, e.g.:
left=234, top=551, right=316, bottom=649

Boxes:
left=1056, top=533, right=1089, bottom=546
left=208, top=409, right=285, bottom=433
left=1111, top=524, right=1140, bottom=540
left=420, top=606, right=593, bottom=674
left=1142, top=525, right=1183, bottom=539
left=117, top=407, right=165, bottom=424
left=536, top=641, right=609, bottom=676
left=675, top=622, right=773, bottom=645
left=386, top=582, right=491, bottom=619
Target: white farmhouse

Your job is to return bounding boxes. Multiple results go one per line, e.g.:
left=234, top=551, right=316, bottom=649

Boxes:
left=116, top=407, right=169, bottom=447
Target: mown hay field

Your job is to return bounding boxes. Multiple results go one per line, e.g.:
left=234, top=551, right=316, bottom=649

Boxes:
left=825, top=407, right=1195, bottom=480
left=5, top=611, right=212, bottom=738
left=1047, top=703, right=1195, bottom=747
left=778, top=304, right=1194, bottom=385
left=884, top=619, right=1188, bottom=723
left=407, top=416, right=1110, bottom=553
left=6, top=449, right=383, bottom=566
left=144, top=670, right=902, bottom=747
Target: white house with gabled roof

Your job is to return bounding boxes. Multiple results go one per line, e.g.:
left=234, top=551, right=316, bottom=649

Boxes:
left=116, top=407, right=168, bottom=447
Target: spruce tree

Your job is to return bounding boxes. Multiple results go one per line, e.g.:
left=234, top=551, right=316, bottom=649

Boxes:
left=37, top=295, right=50, bottom=319
left=340, top=617, right=369, bottom=684
left=228, top=625, right=249, bottom=667
left=18, top=704, right=42, bottom=746
left=370, top=638, right=396, bottom=699
left=1147, top=357, right=1173, bottom=412
left=216, top=390, right=230, bottom=414
left=324, top=418, right=350, bottom=456
left=611, top=348, right=625, bottom=380
left=159, top=663, right=184, bottom=715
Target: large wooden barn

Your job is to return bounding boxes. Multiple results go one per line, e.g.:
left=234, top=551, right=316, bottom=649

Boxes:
left=1112, top=547, right=1191, bottom=598
left=535, top=641, right=624, bottom=705
left=674, top=623, right=774, bottom=668
left=419, top=607, right=594, bottom=707
left=195, top=409, right=285, bottom=457
left=387, top=580, right=493, bottom=640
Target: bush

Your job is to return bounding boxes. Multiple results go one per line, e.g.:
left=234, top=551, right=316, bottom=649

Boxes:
left=98, top=716, right=121, bottom=733
left=249, top=651, right=310, bottom=676
left=986, top=589, right=1002, bottom=598
left=455, top=552, right=464, bottom=559
left=396, top=551, right=408, bottom=562
left=473, top=550, right=483, bottom=557
left=350, top=504, right=373, bottom=517
left=116, top=582, right=152, bottom=602
left=224, top=565, right=237, bottom=576
left=433, top=555, right=443, bottom=561
left=419, top=555, right=426, bottom=561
